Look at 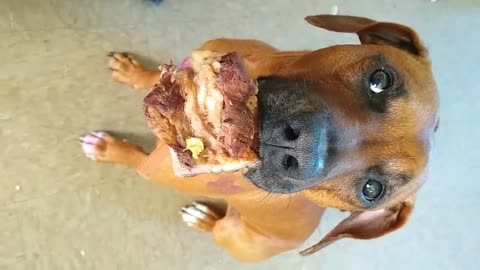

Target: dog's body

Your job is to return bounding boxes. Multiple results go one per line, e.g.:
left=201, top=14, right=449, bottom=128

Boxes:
left=81, top=15, right=439, bottom=262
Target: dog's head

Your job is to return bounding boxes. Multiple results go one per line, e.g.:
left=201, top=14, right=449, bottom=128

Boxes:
left=245, top=15, right=439, bottom=254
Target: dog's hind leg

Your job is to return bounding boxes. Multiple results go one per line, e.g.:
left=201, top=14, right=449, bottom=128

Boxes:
left=179, top=202, right=291, bottom=262
left=210, top=204, right=304, bottom=262
left=182, top=195, right=324, bottom=262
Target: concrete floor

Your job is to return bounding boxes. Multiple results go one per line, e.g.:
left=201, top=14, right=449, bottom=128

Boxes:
left=1, top=0, right=479, bottom=269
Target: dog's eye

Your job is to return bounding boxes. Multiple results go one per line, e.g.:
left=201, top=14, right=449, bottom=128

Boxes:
left=362, top=179, right=384, bottom=201
left=369, top=70, right=393, bottom=93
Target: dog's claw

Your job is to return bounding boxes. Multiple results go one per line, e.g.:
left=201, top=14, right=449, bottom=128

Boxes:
left=107, top=52, right=114, bottom=57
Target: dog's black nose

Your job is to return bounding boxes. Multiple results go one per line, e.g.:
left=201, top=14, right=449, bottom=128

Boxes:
left=260, top=113, right=328, bottom=180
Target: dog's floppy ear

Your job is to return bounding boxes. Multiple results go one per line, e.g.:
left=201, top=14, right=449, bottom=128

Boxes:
left=300, top=197, right=415, bottom=256
left=305, top=15, right=428, bottom=57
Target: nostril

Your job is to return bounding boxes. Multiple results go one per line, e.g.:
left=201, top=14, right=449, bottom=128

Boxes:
left=282, top=155, right=299, bottom=171
left=284, top=123, right=300, bottom=141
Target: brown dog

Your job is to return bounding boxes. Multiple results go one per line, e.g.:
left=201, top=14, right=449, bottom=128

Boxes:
left=81, top=15, right=439, bottom=262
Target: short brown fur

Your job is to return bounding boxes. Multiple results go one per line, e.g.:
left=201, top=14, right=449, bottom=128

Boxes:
left=89, top=15, right=439, bottom=262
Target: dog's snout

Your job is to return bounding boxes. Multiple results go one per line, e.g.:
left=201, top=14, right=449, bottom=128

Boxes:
left=246, top=76, right=336, bottom=193
left=261, top=114, right=329, bottom=181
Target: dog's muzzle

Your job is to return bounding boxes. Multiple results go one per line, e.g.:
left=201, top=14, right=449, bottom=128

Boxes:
left=245, top=76, right=332, bottom=194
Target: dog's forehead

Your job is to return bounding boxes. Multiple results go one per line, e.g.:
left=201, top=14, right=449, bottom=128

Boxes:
left=304, top=44, right=434, bottom=79
left=373, top=46, right=439, bottom=108
left=300, top=46, right=436, bottom=198
left=307, top=45, right=438, bottom=135
left=379, top=48, right=439, bottom=140
left=299, top=45, right=438, bottom=99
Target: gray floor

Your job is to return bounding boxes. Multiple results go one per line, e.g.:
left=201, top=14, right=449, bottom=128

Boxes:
left=1, top=0, right=479, bottom=269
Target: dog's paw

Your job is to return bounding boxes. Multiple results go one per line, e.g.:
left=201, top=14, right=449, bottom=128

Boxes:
left=107, top=52, right=152, bottom=89
left=79, top=131, right=143, bottom=165
left=80, top=131, right=109, bottom=161
left=181, top=202, right=221, bottom=232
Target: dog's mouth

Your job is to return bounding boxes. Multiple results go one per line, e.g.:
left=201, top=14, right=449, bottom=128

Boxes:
left=142, top=54, right=332, bottom=191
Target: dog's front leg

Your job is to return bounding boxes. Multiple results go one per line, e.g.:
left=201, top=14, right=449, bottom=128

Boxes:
left=80, top=131, right=149, bottom=168
left=213, top=202, right=322, bottom=262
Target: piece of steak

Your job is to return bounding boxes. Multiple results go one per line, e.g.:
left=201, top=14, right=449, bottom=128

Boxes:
left=143, top=51, right=259, bottom=177
left=217, top=53, right=258, bottom=157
